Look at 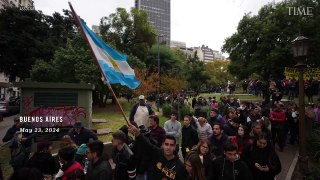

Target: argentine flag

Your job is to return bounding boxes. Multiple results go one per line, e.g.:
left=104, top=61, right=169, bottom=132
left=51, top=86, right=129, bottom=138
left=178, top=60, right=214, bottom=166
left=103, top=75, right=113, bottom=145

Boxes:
left=80, top=19, right=141, bottom=89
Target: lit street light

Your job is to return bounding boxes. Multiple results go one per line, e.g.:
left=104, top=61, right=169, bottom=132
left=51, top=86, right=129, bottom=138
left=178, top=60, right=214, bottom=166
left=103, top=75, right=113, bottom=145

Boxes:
left=291, top=35, right=309, bottom=175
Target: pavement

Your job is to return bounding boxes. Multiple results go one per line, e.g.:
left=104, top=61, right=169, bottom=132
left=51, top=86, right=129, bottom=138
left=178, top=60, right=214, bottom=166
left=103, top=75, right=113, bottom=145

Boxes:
left=276, top=143, right=299, bottom=180
left=0, top=114, right=19, bottom=146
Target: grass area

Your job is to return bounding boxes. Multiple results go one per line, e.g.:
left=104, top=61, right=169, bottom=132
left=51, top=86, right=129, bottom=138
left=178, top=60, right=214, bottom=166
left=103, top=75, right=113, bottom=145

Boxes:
left=198, top=93, right=262, bottom=100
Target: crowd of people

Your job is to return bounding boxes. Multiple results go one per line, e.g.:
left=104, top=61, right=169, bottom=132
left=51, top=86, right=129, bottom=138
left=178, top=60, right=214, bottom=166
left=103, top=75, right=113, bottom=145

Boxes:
left=2, top=90, right=320, bottom=180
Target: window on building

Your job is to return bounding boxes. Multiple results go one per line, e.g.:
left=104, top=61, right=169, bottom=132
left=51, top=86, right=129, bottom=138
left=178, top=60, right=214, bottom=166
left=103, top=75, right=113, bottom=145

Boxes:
left=34, top=92, right=78, bottom=107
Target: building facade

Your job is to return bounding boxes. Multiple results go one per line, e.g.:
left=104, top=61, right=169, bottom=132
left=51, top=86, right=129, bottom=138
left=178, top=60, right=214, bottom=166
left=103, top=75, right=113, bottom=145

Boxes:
left=176, top=45, right=225, bottom=63
left=0, top=73, right=20, bottom=101
left=92, top=25, right=100, bottom=35
left=135, top=0, right=170, bottom=46
left=0, top=0, right=34, bottom=9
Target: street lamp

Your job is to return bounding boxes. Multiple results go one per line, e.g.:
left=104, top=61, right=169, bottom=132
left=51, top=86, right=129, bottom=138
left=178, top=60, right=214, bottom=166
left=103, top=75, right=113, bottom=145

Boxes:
left=154, top=33, right=164, bottom=112
left=291, top=35, right=309, bottom=175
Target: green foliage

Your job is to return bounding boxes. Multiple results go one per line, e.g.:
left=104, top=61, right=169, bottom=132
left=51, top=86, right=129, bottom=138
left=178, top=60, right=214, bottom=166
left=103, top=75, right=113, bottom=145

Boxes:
left=307, top=129, right=320, bottom=163
left=177, top=105, right=194, bottom=121
left=100, top=8, right=156, bottom=65
left=162, top=103, right=173, bottom=118
left=306, top=167, right=320, bottom=180
left=31, top=34, right=99, bottom=84
left=200, top=106, right=211, bottom=117
left=185, top=52, right=210, bottom=92
left=128, top=54, right=146, bottom=69
left=146, top=45, right=184, bottom=76
left=205, top=60, right=237, bottom=86
left=0, top=7, right=76, bottom=80
left=222, top=0, right=320, bottom=80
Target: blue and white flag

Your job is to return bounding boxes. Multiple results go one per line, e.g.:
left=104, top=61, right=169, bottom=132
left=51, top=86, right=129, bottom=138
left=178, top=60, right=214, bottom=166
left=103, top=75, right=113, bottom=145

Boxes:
left=80, top=19, right=141, bottom=89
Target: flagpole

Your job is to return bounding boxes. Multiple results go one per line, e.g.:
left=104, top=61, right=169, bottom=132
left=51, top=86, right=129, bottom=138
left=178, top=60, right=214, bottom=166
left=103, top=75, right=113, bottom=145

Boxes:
left=68, top=2, right=130, bottom=126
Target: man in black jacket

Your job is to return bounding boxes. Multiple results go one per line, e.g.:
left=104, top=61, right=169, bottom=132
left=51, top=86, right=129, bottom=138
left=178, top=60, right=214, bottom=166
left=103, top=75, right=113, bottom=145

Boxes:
left=2, top=117, right=35, bottom=171
left=2, top=118, right=35, bottom=148
left=86, top=140, right=112, bottom=180
left=128, top=124, right=187, bottom=180
left=211, top=143, right=253, bottom=180
left=112, top=131, right=136, bottom=180
left=67, top=122, right=98, bottom=146
left=181, top=115, right=198, bottom=158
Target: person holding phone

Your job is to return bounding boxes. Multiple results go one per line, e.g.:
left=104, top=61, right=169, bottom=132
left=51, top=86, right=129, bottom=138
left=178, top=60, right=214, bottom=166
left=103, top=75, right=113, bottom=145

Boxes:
left=242, top=132, right=281, bottom=180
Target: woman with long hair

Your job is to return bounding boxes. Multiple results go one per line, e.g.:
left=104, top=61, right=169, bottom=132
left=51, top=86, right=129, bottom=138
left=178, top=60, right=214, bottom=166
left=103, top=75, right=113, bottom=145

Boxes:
left=229, top=125, right=253, bottom=156
left=194, top=139, right=215, bottom=179
left=184, top=151, right=206, bottom=180
left=242, top=132, right=281, bottom=180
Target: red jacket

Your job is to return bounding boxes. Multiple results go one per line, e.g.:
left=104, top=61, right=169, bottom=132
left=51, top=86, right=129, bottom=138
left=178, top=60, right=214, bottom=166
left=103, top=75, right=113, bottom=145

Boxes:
left=62, top=161, right=83, bottom=180
left=269, top=110, right=286, bottom=123
left=229, top=136, right=253, bottom=155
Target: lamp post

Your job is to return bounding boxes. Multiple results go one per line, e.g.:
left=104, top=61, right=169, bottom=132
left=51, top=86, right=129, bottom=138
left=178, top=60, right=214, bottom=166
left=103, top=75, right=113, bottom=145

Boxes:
left=154, top=33, right=164, bottom=112
left=291, top=35, right=309, bottom=175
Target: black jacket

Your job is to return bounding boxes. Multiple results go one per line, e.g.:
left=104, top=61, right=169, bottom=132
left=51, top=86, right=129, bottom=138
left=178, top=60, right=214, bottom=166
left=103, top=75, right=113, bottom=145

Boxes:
left=86, top=156, right=112, bottom=180
left=242, top=141, right=281, bottom=180
left=223, top=123, right=238, bottom=136
left=209, top=133, right=230, bottom=157
left=211, top=156, right=253, bottom=180
left=2, top=123, right=35, bottom=148
left=112, top=144, right=136, bottom=180
left=202, top=154, right=213, bottom=180
left=26, top=151, right=59, bottom=175
left=135, top=134, right=188, bottom=180
left=67, top=127, right=98, bottom=146
left=182, top=125, right=199, bottom=149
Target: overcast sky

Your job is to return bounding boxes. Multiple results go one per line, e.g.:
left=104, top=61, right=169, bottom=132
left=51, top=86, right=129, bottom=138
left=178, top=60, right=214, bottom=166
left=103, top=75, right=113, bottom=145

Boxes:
left=33, top=0, right=282, bottom=55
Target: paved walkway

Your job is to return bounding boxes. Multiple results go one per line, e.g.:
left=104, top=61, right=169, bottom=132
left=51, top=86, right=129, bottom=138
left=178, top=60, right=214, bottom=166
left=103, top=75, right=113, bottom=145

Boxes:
left=0, top=114, right=18, bottom=146
left=276, top=143, right=298, bottom=180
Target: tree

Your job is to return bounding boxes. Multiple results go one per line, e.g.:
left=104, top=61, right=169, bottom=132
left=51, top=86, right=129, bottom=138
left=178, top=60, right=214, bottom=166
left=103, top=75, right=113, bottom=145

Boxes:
left=161, top=75, right=187, bottom=93
left=134, top=68, right=158, bottom=96
left=205, top=60, right=236, bottom=86
left=185, top=52, right=210, bottom=93
left=146, top=44, right=184, bottom=76
left=100, top=8, right=156, bottom=64
left=30, top=34, right=108, bottom=106
left=0, top=7, right=76, bottom=80
left=222, top=0, right=320, bottom=80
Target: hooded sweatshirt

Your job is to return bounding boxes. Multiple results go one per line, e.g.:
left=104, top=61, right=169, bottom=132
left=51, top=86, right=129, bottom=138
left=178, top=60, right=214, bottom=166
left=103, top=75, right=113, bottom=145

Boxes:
left=242, top=141, right=281, bottom=180
left=211, top=156, right=253, bottom=180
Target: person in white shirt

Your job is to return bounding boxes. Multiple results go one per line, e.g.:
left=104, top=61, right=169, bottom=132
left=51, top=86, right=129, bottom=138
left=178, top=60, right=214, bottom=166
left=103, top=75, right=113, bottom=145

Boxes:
left=129, top=95, right=154, bottom=129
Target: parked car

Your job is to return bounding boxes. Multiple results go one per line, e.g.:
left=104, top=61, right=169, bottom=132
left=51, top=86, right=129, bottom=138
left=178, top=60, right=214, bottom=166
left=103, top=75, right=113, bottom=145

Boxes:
left=0, top=101, right=20, bottom=116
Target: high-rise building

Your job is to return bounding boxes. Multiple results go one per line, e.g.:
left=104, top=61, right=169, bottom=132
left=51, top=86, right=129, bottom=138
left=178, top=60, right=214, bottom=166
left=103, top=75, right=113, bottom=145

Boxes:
left=135, top=0, right=170, bottom=46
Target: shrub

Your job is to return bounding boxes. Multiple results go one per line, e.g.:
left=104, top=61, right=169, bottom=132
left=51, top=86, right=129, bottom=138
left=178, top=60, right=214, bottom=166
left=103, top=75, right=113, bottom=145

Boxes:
left=178, top=105, right=194, bottom=121
left=162, top=103, right=173, bottom=118
left=307, top=129, right=320, bottom=163
left=201, top=106, right=211, bottom=117
left=306, top=167, right=320, bottom=180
